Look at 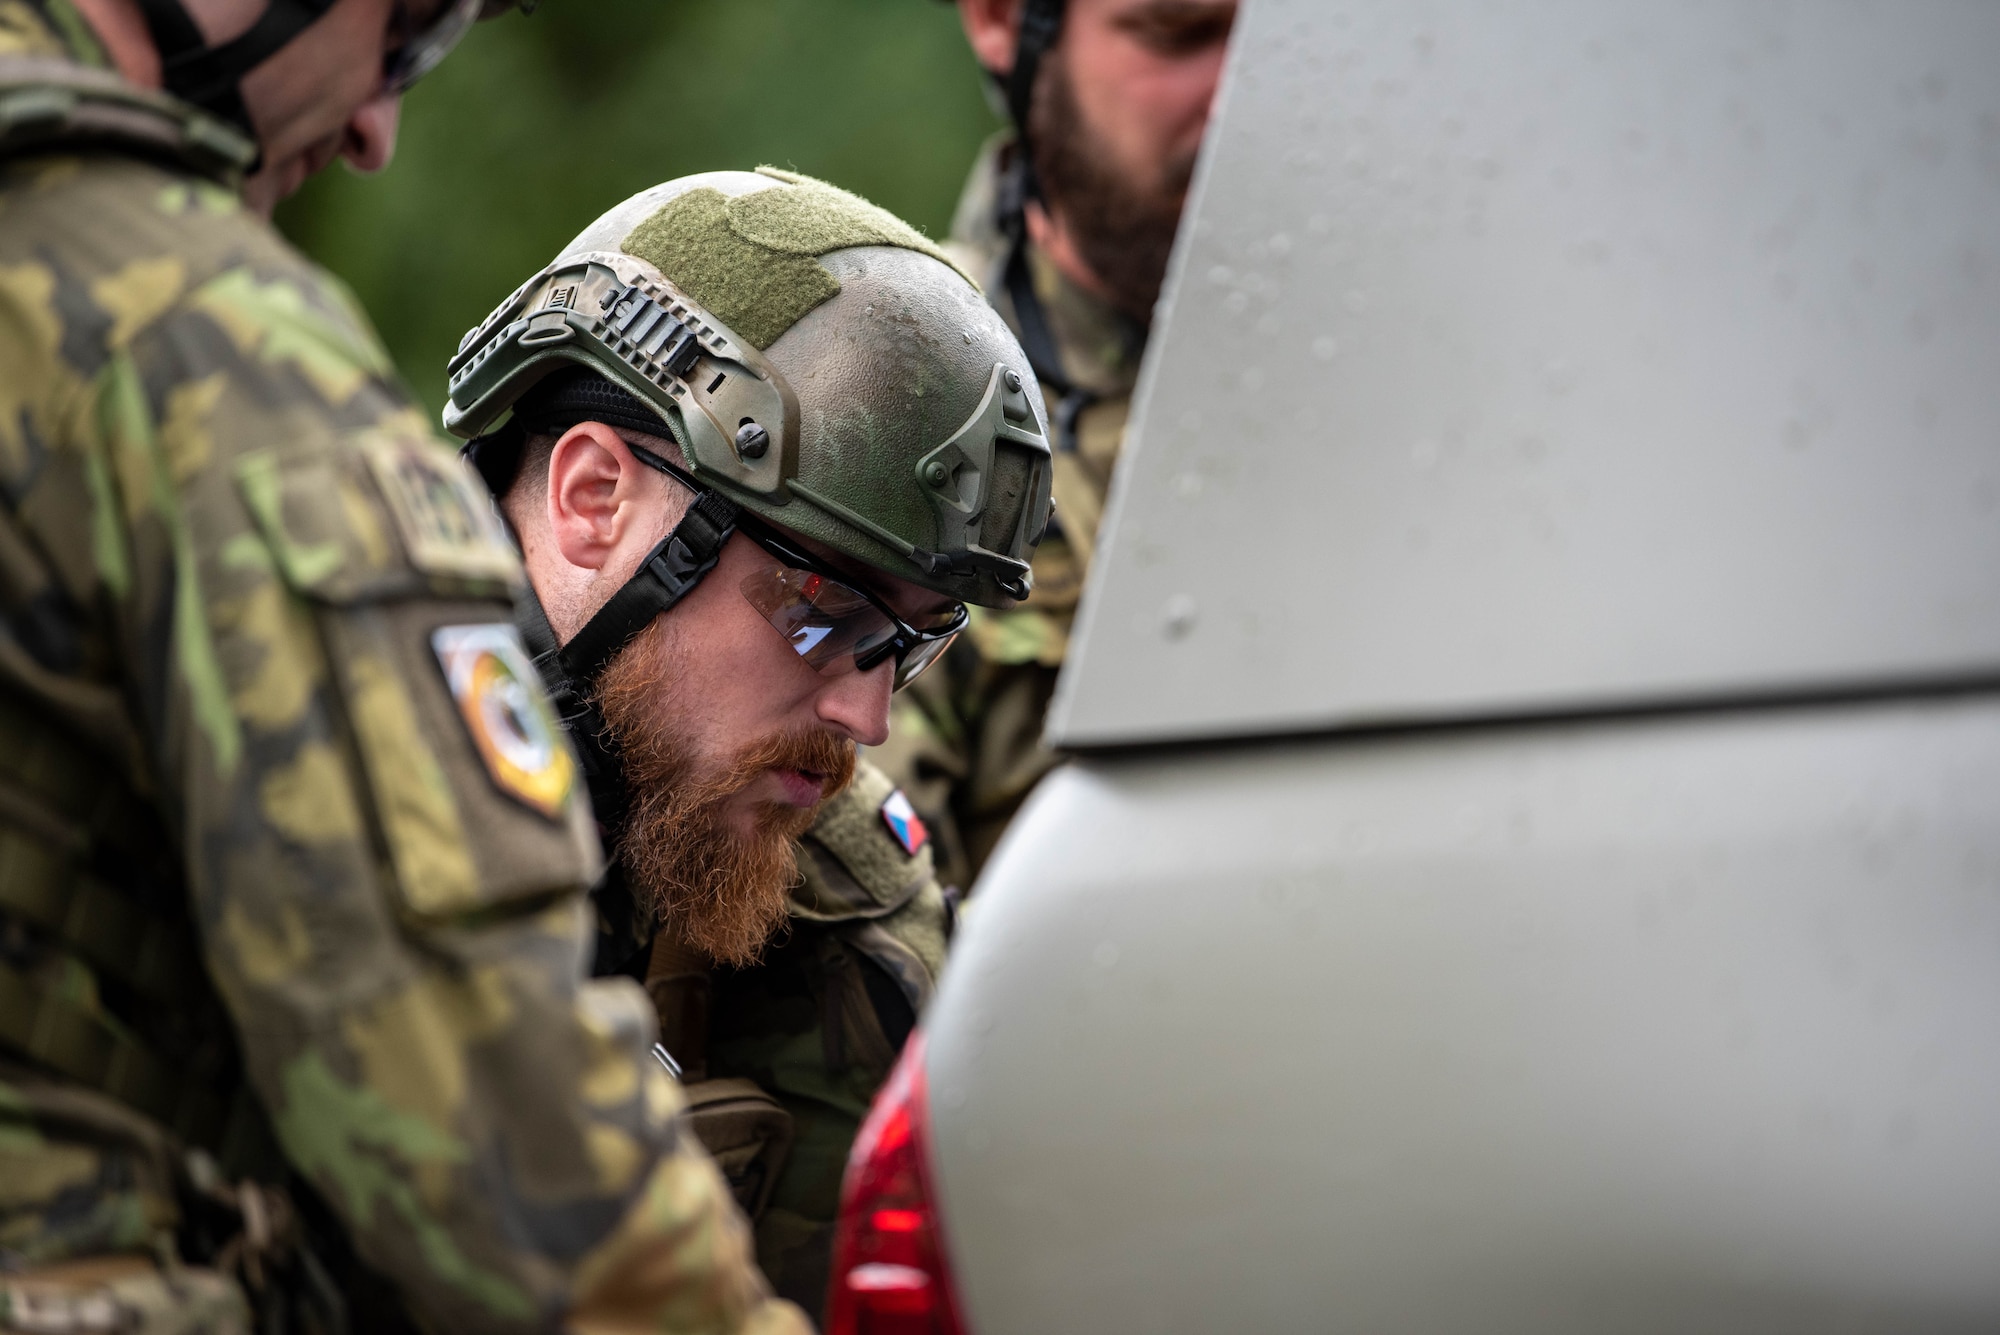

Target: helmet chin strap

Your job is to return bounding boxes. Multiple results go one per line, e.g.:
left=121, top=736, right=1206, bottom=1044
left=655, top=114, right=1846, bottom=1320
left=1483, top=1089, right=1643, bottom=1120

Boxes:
left=556, top=483, right=740, bottom=689
left=132, top=0, right=340, bottom=153
left=511, top=485, right=740, bottom=827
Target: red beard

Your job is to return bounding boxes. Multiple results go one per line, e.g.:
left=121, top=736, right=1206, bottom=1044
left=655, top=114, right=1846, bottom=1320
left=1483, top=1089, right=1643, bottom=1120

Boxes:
left=595, top=623, right=857, bottom=967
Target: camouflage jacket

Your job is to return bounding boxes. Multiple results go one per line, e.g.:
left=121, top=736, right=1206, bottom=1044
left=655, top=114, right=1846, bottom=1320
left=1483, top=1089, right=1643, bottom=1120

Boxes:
left=872, top=133, right=1148, bottom=893
left=592, top=759, right=950, bottom=1320
left=0, top=6, right=806, bottom=1331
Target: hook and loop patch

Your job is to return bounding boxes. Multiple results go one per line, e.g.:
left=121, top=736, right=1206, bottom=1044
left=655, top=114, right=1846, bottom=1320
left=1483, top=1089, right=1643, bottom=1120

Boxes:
left=431, top=623, right=575, bottom=818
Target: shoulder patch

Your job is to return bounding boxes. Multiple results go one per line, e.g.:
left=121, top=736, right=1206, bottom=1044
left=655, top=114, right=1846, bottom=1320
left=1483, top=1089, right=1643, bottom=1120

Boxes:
left=879, top=787, right=927, bottom=857
left=431, top=623, right=574, bottom=819
left=362, top=433, right=518, bottom=583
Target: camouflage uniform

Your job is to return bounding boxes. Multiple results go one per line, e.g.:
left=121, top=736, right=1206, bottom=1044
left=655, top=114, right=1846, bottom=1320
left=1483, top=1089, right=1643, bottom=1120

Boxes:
left=873, top=134, right=1148, bottom=894
left=0, top=5, right=807, bottom=1331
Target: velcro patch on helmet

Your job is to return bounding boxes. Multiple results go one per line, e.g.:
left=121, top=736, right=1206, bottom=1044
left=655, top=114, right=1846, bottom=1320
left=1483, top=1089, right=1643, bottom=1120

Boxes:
left=618, top=172, right=974, bottom=350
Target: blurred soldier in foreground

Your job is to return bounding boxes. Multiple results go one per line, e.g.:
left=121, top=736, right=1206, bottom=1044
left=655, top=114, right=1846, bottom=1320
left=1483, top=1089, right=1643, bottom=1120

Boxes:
left=882, top=0, right=1236, bottom=890
left=0, top=2, right=808, bottom=1331
left=447, top=169, right=1053, bottom=1316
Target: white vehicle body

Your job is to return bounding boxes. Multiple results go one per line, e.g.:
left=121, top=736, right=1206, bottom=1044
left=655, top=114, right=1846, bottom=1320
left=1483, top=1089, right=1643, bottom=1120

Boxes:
left=840, top=2, right=2000, bottom=1331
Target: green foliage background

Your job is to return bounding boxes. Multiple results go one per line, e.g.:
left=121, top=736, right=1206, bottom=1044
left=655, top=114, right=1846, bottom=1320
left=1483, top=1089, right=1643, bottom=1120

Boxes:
left=277, top=0, right=999, bottom=417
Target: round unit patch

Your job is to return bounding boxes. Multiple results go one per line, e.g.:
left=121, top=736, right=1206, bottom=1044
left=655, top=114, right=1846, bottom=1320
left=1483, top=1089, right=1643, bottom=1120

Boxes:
left=431, top=623, right=575, bottom=818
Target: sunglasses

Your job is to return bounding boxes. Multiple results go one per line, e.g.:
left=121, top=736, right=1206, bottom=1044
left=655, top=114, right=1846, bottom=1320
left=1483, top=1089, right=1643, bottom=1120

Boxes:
left=734, top=515, right=969, bottom=691
left=382, top=0, right=484, bottom=96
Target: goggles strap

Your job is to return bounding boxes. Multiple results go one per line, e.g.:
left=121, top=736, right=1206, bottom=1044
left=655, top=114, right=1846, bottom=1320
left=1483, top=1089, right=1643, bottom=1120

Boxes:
left=557, top=488, right=740, bottom=688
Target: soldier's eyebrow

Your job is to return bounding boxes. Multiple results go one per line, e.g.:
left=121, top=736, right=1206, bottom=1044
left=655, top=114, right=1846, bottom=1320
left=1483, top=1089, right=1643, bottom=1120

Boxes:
left=1111, top=0, right=1237, bottom=57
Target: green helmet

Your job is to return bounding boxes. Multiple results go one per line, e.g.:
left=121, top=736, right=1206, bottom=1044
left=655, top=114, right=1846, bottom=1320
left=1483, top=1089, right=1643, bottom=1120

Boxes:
left=443, top=168, right=1054, bottom=610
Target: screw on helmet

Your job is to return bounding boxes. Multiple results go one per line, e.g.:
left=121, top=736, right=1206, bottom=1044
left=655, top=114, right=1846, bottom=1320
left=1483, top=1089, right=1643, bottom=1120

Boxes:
left=445, top=167, right=1054, bottom=613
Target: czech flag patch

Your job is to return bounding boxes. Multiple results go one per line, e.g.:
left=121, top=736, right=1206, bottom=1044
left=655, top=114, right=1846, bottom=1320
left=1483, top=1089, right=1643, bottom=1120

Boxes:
left=879, top=787, right=928, bottom=857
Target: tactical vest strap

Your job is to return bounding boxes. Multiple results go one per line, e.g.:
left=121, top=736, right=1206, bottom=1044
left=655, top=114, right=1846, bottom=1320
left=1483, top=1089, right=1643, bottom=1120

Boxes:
left=0, top=57, right=255, bottom=182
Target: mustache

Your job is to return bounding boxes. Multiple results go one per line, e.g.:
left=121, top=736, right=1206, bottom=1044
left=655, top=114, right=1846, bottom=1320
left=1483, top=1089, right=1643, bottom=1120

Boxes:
left=713, top=726, right=858, bottom=806
left=594, top=626, right=858, bottom=966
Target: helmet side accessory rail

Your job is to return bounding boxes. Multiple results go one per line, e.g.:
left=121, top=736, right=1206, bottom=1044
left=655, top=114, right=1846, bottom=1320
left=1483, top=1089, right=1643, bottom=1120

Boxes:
left=447, top=256, right=800, bottom=500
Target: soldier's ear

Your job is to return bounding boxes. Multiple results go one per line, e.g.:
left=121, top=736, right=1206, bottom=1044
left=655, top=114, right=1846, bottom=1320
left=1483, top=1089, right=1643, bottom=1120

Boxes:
left=546, top=420, right=676, bottom=575
left=958, top=0, right=1023, bottom=77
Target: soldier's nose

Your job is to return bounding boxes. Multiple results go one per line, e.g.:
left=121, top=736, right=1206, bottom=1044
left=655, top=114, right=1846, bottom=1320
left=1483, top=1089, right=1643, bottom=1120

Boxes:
left=342, top=95, right=402, bottom=175
left=815, top=661, right=895, bottom=747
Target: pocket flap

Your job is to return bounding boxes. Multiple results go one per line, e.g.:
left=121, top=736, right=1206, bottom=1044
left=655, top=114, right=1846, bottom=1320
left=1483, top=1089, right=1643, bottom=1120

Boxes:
left=236, top=427, right=519, bottom=603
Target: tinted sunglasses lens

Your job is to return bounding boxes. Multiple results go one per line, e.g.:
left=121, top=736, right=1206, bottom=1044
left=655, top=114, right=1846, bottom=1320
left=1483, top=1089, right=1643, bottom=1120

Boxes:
left=894, top=630, right=958, bottom=689
left=384, top=0, right=480, bottom=93
left=741, top=567, right=893, bottom=673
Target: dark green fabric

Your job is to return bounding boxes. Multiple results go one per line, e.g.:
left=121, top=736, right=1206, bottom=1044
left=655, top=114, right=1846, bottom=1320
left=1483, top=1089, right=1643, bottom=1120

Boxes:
left=618, top=169, right=972, bottom=349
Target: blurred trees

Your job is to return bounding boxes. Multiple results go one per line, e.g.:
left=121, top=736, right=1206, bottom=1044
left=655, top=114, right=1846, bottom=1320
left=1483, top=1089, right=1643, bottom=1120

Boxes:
left=277, top=0, right=999, bottom=415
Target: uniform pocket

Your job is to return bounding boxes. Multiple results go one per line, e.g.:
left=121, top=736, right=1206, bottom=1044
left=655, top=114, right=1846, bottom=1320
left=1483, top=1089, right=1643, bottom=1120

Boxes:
left=233, top=429, right=600, bottom=922
left=679, top=1077, right=796, bottom=1221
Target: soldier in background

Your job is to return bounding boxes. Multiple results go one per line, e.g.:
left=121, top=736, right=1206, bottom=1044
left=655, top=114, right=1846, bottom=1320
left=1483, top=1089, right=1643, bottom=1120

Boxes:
left=0, top=2, right=806, bottom=1331
left=448, top=168, right=1053, bottom=1317
left=879, top=0, right=1237, bottom=892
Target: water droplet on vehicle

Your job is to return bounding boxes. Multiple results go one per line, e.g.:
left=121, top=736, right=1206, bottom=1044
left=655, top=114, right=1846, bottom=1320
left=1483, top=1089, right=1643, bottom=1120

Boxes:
left=1160, top=594, right=1197, bottom=640
left=1312, top=335, right=1340, bottom=361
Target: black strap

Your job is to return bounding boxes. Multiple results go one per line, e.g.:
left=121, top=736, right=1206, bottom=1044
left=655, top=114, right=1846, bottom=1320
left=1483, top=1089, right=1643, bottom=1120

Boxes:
left=557, top=488, right=740, bottom=686
left=1004, top=228, right=1068, bottom=395
left=1004, top=232, right=1096, bottom=457
left=993, top=0, right=1096, bottom=456
left=1005, top=0, right=1065, bottom=159
left=133, top=0, right=337, bottom=142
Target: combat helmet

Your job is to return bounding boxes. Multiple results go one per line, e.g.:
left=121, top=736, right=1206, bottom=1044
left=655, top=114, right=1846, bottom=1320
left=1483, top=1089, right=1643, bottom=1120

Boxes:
left=445, top=168, right=1054, bottom=685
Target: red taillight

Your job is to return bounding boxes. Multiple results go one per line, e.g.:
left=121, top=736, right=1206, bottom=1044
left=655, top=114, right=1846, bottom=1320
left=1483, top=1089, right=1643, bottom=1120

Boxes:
left=825, top=1031, right=969, bottom=1335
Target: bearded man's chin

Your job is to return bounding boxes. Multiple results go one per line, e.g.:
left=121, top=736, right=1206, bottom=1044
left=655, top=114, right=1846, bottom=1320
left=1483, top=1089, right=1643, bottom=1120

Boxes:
left=629, top=796, right=819, bottom=969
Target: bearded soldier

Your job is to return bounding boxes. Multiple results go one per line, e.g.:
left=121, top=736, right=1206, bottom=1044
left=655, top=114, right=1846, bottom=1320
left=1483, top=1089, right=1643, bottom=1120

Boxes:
left=446, top=168, right=1053, bottom=1317
left=0, top=2, right=805, bottom=1331
left=882, top=0, right=1237, bottom=892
